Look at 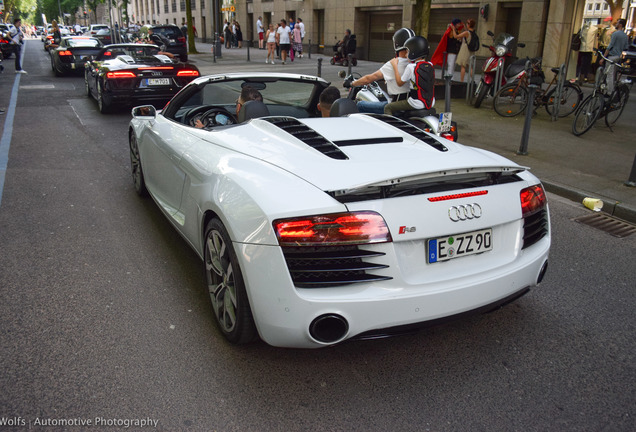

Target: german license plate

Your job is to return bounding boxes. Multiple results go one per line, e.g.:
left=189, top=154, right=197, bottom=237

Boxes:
left=438, top=112, right=452, bottom=133
left=147, top=78, right=170, bottom=86
left=428, top=228, right=492, bottom=263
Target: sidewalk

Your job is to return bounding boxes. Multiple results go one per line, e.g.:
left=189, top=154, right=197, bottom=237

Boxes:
left=193, top=43, right=636, bottom=222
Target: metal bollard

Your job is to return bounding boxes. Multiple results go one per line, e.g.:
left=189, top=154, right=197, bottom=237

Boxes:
left=308, top=39, right=311, bottom=59
left=551, top=63, right=566, bottom=121
left=466, top=55, right=476, bottom=104
left=212, top=33, right=217, bottom=63
left=247, top=41, right=250, bottom=62
left=518, top=84, right=539, bottom=155
left=625, top=154, right=636, bottom=187
left=317, top=58, right=323, bottom=77
left=347, top=54, right=353, bottom=75
left=444, top=73, right=453, bottom=113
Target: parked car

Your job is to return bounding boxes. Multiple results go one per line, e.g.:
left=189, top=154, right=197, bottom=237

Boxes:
left=128, top=72, right=551, bottom=348
left=149, top=24, right=187, bottom=62
left=87, top=24, right=109, bottom=37
left=49, top=36, right=103, bottom=76
left=93, top=28, right=112, bottom=45
left=620, top=43, right=636, bottom=78
left=85, top=43, right=200, bottom=113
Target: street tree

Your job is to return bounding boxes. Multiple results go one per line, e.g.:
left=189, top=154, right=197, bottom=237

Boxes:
left=185, top=0, right=198, bottom=54
left=605, top=1, right=625, bottom=22
left=413, top=0, right=432, bottom=38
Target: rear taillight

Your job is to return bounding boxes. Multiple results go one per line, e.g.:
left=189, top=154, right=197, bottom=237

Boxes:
left=177, top=36, right=186, bottom=43
left=106, top=71, right=136, bottom=79
left=274, top=211, right=392, bottom=246
left=59, top=50, right=72, bottom=56
left=177, top=70, right=199, bottom=77
left=520, top=184, right=547, bottom=216
left=441, top=133, right=455, bottom=141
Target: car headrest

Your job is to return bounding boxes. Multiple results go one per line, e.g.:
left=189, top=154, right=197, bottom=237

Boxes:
left=329, top=98, right=359, bottom=117
left=238, top=100, right=270, bottom=122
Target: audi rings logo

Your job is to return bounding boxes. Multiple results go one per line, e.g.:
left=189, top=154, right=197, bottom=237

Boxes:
left=448, top=203, right=482, bottom=222
left=151, top=71, right=163, bottom=76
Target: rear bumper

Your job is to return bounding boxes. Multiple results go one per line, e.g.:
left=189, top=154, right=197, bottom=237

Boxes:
left=238, top=235, right=550, bottom=348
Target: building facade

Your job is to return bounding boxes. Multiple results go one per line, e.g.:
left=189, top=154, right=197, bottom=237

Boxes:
left=126, top=0, right=630, bottom=78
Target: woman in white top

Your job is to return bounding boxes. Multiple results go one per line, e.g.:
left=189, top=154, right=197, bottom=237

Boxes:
left=266, top=24, right=276, bottom=64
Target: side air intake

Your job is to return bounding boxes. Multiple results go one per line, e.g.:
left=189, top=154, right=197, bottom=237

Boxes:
left=369, top=114, right=448, bottom=152
left=263, top=117, right=349, bottom=160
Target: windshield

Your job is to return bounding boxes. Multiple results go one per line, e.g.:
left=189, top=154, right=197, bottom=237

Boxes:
left=100, top=45, right=161, bottom=60
left=494, top=33, right=516, bottom=48
left=67, top=38, right=101, bottom=48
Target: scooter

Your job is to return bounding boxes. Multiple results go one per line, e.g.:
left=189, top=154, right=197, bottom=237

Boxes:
left=472, top=31, right=526, bottom=108
left=340, top=71, right=458, bottom=141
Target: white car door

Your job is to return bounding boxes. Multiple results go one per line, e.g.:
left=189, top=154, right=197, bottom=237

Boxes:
left=140, top=116, right=194, bottom=219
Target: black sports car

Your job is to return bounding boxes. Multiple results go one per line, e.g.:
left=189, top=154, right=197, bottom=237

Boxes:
left=50, top=36, right=103, bottom=76
left=84, top=43, right=200, bottom=113
left=621, top=43, right=636, bottom=78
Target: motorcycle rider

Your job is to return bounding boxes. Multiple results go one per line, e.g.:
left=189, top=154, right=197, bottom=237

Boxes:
left=347, top=28, right=415, bottom=113
left=384, top=36, right=435, bottom=116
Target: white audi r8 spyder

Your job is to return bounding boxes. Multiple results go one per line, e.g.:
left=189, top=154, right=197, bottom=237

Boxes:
left=129, top=73, right=550, bottom=348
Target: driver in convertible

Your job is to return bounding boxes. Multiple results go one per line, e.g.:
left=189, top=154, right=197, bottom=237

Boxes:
left=195, top=86, right=263, bottom=128
left=346, top=28, right=414, bottom=113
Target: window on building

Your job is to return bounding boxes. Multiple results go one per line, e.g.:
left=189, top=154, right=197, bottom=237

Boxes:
left=201, top=0, right=205, bottom=10
left=587, top=3, right=593, bottom=11
left=172, top=0, right=176, bottom=13
left=164, top=0, right=168, bottom=13
left=595, top=3, right=601, bottom=11
left=191, top=0, right=195, bottom=10
left=603, top=4, right=608, bottom=10
left=180, top=0, right=185, bottom=11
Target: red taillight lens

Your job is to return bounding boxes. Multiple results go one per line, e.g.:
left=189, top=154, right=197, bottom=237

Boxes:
left=274, top=211, right=392, bottom=246
left=441, top=133, right=455, bottom=141
left=59, top=50, right=73, bottom=56
left=177, top=36, right=186, bottom=43
left=177, top=70, right=199, bottom=77
left=520, top=184, right=547, bottom=216
left=106, top=71, right=136, bottom=79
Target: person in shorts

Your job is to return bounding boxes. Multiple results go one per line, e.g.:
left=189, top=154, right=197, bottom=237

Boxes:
left=276, top=19, right=292, bottom=64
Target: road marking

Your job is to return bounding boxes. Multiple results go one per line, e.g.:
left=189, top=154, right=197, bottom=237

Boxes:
left=20, top=84, right=55, bottom=89
left=0, top=42, right=26, bottom=207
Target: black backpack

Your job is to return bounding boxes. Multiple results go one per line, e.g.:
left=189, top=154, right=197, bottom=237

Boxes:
left=467, top=30, right=480, bottom=52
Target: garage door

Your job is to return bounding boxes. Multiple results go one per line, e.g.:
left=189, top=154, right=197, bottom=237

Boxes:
left=367, top=12, right=403, bottom=62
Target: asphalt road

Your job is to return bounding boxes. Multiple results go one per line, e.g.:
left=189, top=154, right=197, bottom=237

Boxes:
left=0, top=40, right=634, bottom=431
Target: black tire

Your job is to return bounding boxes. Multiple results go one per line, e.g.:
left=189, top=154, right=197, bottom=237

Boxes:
left=604, top=84, right=629, bottom=127
left=85, top=72, right=92, bottom=98
left=473, top=82, right=490, bottom=108
left=572, top=94, right=603, bottom=136
left=493, top=84, right=528, bottom=117
left=545, top=82, right=583, bottom=117
left=129, top=132, right=148, bottom=197
left=204, top=218, right=257, bottom=345
left=51, top=55, right=62, bottom=77
left=97, top=80, right=111, bottom=114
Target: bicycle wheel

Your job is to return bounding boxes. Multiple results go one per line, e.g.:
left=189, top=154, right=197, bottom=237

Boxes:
left=572, top=94, right=603, bottom=136
left=545, top=83, right=583, bottom=117
left=604, top=84, right=629, bottom=127
left=493, top=84, right=529, bottom=117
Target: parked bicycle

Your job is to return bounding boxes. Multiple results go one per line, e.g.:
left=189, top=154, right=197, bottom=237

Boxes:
left=493, top=58, right=583, bottom=118
left=572, top=50, right=631, bottom=136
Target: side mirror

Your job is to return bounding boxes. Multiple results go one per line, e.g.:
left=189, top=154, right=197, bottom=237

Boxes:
left=131, top=105, right=157, bottom=119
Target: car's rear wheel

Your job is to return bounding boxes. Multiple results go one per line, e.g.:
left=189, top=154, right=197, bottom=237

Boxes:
left=129, top=132, right=148, bottom=197
left=85, top=72, right=92, bottom=98
left=204, top=218, right=257, bottom=345
left=97, top=80, right=111, bottom=114
left=51, top=55, right=62, bottom=77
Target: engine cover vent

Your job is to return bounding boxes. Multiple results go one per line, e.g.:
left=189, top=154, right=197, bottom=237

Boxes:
left=263, top=117, right=349, bottom=160
left=368, top=114, right=449, bottom=152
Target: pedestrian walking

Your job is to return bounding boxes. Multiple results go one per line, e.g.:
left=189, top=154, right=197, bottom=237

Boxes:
left=276, top=19, right=291, bottom=64
left=266, top=24, right=276, bottom=64
left=293, top=23, right=303, bottom=59
left=235, top=22, right=243, bottom=48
